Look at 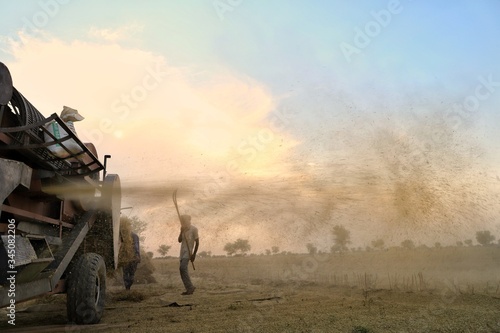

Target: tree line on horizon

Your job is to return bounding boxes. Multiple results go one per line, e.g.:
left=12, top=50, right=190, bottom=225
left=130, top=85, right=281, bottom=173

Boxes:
left=121, top=215, right=500, bottom=258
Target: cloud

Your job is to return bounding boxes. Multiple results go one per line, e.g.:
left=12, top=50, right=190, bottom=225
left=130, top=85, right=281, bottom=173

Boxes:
left=1, top=32, right=306, bottom=253
left=2, top=32, right=298, bottom=182
left=88, top=23, right=144, bottom=42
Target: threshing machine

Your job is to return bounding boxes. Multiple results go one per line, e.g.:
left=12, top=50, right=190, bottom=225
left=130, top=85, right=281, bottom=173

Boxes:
left=0, top=62, right=121, bottom=324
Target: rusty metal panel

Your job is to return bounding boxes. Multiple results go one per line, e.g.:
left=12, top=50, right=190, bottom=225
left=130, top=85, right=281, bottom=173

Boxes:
left=0, top=235, right=36, bottom=266
left=0, top=158, right=32, bottom=207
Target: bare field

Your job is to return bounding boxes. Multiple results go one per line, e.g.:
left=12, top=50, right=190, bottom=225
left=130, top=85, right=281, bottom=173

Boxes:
left=2, top=246, right=500, bottom=332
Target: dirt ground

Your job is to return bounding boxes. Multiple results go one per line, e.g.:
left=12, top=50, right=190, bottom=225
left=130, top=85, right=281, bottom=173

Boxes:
left=2, top=250, right=500, bottom=333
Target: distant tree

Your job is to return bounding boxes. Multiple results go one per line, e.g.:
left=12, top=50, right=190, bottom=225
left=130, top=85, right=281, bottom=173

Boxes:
left=464, top=239, right=473, bottom=246
left=332, top=225, right=351, bottom=252
left=365, top=246, right=372, bottom=252
left=224, top=238, right=251, bottom=256
left=198, top=251, right=211, bottom=258
left=271, top=246, right=280, bottom=255
left=306, top=243, right=317, bottom=255
left=434, top=242, right=441, bottom=249
left=401, top=239, right=415, bottom=250
left=121, top=215, right=147, bottom=242
left=330, top=244, right=342, bottom=253
left=476, top=230, right=495, bottom=246
left=371, top=239, right=385, bottom=250
left=456, top=241, right=463, bottom=247
left=224, top=243, right=236, bottom=256
left=157, top=244, right=171, bottom=257
left=265, top=249, right=271, bottom=255
left=235, top=239, right=251, bottom=253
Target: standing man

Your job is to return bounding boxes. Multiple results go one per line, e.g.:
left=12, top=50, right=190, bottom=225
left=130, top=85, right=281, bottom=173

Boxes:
left=178, top=215, right=199, bottom=295
left=123, top=231, right=141, bottom=290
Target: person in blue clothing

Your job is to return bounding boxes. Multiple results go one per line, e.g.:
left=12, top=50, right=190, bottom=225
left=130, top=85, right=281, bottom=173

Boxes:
left=123, top=232, right=141, bottom=290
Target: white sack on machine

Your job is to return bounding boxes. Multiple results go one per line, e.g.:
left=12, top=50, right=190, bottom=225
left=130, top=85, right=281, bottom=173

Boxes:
left=44, top=106, right=85, bottom=158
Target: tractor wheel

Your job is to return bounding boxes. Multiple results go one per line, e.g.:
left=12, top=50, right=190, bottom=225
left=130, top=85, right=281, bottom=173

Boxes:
left=66, top=253, right=106, bottom=324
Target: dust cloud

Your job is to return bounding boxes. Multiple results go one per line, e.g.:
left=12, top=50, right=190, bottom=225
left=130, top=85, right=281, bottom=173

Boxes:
left=119, top=103, right=499, bottom=255
left=370, top=108, right=496, bottom=239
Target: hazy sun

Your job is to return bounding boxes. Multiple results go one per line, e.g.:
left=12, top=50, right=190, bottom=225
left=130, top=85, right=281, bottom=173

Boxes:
left=114, top=130, right=124, bottom=139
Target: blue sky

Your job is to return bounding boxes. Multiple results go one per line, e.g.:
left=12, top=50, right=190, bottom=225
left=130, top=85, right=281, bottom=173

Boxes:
left=4, top=1, right=500, bottom=90
left=1, top=1, right=500, bottom=253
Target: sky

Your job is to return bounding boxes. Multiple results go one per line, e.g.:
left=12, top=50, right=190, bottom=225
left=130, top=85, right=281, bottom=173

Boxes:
left=1, top=0, right=500, bottom=255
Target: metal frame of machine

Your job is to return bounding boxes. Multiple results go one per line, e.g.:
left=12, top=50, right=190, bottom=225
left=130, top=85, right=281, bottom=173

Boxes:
left=0, top=62, right=121, bottom=325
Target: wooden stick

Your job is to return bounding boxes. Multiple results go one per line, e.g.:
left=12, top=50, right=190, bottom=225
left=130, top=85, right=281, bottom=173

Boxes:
left=173, top=189, right=195, bottom=270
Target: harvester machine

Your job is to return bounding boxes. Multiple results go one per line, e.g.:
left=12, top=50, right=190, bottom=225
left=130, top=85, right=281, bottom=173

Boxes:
left=0, top=62, right=121, bottom=324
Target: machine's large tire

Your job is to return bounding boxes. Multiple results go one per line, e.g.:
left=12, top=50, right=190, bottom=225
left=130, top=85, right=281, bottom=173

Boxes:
left=66, top=253, right=106, bottom=324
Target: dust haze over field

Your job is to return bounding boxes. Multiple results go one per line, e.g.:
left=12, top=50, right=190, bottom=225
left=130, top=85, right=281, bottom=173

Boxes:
left=121, top=96, right=500, bottom=255
left=2, top=13, right=499, bottom=257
